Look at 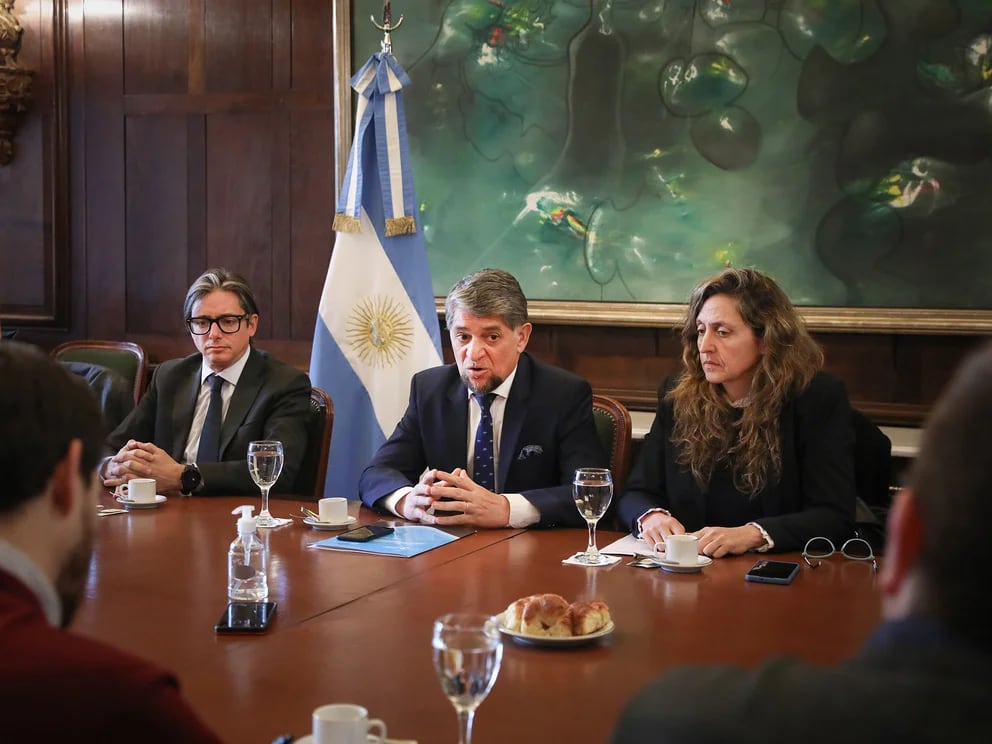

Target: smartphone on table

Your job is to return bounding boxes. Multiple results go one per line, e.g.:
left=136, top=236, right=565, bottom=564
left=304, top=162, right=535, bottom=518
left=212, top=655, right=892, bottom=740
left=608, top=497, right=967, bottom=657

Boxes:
left=337, top=524, right=395, bottom=542
left=744, top=560, right=800, bottom=585
left=214, top=601, right=277, bottom=633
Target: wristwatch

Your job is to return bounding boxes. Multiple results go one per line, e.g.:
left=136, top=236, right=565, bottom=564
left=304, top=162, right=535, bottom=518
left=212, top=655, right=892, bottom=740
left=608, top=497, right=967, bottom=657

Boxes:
left=180, top=463, right=202, bottom=495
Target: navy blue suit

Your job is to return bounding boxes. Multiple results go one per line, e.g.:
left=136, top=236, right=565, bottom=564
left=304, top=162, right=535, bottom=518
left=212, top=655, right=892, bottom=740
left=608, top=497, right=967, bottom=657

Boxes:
left=358, top=353, right=607, bottom=527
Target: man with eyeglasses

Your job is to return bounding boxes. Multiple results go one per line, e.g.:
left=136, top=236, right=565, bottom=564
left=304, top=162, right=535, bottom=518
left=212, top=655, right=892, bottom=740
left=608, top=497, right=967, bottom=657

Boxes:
left=101, top=268, right=311, bottom=496
left=612, top=342, right=992, bottom=743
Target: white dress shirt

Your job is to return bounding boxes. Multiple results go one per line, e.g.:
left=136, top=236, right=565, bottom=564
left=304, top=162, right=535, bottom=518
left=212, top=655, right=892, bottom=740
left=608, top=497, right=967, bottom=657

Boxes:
left=182, top=347, right=252, bottom=464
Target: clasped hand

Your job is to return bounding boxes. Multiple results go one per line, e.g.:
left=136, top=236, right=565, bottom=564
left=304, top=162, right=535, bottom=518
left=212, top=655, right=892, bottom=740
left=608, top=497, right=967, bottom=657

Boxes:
left=103, top=440, right=184, bottom=493
left=640, top=512, right=766, bottom=557
left=397, top=468, right=510, bottom=528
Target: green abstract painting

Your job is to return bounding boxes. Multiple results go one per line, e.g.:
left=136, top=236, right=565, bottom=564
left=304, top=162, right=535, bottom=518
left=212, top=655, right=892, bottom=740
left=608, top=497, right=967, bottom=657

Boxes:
left=350, top=0, right=992, bottom=312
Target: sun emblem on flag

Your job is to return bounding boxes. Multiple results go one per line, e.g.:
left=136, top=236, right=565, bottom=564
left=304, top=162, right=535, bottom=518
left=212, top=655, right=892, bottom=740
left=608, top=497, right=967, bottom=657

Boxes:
left=346, top=296, right=414, bottom=367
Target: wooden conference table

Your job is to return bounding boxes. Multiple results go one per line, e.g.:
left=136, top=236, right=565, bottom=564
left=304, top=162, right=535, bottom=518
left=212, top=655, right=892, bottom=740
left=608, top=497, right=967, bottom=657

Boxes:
left=74, top=495, right=881, bottom=743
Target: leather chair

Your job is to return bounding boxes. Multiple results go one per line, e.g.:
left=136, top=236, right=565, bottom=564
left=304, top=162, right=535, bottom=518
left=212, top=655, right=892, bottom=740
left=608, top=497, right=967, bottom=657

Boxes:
left=296, top=386, right=334, bottom=501
left=592, top=394, right=633, bottom=493
left=51, top=340, right=148, bottom=406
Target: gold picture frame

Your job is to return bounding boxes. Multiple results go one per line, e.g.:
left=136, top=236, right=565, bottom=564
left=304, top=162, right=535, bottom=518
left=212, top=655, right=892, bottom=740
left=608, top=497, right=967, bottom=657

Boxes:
left=333, top=2, right=992, bottom=335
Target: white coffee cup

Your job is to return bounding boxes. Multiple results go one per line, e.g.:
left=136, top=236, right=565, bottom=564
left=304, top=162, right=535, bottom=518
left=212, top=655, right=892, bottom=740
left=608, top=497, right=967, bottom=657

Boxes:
left=312, top=704, right=386, bottom=744
left=654, top=534, right=699, bottom=565
left=124, top=478, right=156, bottom=503
left=318, top=497, right=348, bottom=523
left=664, top=534, right=699, bottom=565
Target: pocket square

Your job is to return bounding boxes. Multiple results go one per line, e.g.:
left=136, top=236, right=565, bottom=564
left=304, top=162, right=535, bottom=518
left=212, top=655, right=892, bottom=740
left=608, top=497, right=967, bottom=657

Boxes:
left=517, top=444, right=544, bottom=461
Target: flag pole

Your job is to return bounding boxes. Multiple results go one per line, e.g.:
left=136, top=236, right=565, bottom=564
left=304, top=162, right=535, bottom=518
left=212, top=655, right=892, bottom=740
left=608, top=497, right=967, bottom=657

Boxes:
left=370, top=1, right=404, bottom=56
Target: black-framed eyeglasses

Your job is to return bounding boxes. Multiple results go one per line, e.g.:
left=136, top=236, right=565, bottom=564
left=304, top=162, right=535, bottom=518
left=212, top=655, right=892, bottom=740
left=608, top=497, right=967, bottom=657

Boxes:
left=186, top=314, right=250, bottom=335
left=802, top=536, right=877, bottom=572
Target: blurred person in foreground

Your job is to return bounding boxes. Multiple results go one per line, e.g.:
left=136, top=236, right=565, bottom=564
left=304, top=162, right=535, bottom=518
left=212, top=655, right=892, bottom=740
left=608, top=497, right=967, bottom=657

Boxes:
left=101, top=268, right=311, bottom=496
left=0, top=342, right=220, bottom=741
left=612, top=340, right=992, bottom=743
left=617, top=268, right=855, bottom=555
left=359, top=268, right=606, bottom=528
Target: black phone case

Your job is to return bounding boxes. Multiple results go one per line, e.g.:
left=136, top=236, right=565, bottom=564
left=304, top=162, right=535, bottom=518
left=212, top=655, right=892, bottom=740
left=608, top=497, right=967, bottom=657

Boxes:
left=338, top=525, right=394, bottom=542
left=744, top=560, right=800, bottom=585
left=214, top=601, right=276, bottom=633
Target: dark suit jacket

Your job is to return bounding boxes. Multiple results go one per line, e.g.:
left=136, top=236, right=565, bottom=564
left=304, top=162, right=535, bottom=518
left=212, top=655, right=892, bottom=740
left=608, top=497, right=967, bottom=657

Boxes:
left=611, top=618, right=992, bottom=744
left=618, top=372, right=856, bottom=551
left=358, top=352, right=607, bottom=527
left=106, top=347, right=311, bottom=495
left=0, top=570, right=220, bottom=742
left=62, top=360, right=135, bottom=431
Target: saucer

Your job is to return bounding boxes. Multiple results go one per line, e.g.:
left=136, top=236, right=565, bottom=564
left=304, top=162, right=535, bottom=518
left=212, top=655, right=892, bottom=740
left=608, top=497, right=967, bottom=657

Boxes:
left=116, top=494, right=167, bottom=510
left=303, top=515, right=356, bottom=531
left=654, top=554, right=713, bottom=574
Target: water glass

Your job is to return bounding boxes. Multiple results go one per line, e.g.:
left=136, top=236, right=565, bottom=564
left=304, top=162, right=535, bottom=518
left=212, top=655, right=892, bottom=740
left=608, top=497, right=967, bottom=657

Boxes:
left=432, top=613, right=503, bottom=744
left=573, top=467, right=614, bottom=565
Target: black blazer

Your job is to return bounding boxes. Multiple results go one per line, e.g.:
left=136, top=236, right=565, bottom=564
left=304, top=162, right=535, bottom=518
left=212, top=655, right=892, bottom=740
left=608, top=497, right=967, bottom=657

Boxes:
left=106, top=348, right=311, bottom=495
left=618, top=372, right=856, bottom=551
left=358, top=352, right=607, bottom=527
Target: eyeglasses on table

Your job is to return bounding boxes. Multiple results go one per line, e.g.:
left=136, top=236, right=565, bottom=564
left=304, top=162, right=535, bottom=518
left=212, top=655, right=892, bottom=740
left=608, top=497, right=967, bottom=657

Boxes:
left=802, top=536, right=877, bottom=572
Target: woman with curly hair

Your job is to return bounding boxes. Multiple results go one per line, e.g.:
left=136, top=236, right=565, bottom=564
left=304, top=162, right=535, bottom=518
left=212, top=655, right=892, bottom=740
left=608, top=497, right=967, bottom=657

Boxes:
left=618, top=268, right=856, bottom=555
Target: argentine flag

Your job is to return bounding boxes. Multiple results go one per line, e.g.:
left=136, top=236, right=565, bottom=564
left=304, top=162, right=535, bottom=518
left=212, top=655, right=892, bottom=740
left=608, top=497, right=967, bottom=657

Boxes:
left=310, top=52, right=442, bottom=498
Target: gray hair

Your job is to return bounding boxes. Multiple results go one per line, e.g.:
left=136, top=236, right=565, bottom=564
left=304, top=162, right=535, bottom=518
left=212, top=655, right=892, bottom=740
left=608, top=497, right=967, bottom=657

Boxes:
left=444, top=268, right=528, bottom=329
left=183, top=268, right=259, bottom=319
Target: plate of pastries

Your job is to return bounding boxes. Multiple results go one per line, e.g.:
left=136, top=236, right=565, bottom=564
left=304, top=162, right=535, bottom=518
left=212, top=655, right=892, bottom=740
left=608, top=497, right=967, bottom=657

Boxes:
left=498, top=593, right=614, bottom=647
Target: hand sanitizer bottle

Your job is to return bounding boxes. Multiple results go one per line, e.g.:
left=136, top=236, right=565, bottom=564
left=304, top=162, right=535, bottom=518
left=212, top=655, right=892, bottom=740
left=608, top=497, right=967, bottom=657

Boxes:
left=228, top=505, right=268, bottom=601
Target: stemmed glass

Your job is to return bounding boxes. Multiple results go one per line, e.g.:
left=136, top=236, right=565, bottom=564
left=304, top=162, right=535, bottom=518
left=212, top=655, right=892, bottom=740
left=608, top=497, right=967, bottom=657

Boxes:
left=572, top=467, right=614, bottom=565
left=247, top=440, right=284, bottom=528
left=432, top=613, right=503, bottom=744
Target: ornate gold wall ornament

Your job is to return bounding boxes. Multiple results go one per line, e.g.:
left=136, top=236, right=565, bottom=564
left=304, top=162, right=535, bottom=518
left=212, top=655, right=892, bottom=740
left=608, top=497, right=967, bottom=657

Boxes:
left=0, top=0, right=33, bottom=166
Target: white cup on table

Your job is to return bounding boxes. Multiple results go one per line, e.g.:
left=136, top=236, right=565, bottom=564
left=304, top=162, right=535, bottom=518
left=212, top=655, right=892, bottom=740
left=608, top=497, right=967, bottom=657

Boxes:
left=122, top=478, right=156, bottom=503
left=318, top=497, right=348, bottom=523
left=312, top=703, right=387, bottom=744
left=654, top=534, right=699, bottom=565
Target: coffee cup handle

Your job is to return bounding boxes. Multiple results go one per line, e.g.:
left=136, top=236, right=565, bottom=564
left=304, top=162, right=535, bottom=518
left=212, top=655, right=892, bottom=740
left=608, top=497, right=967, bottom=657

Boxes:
left=368, top=718, right=387, bottom=743
left=652, top=541, right=665, bottom=557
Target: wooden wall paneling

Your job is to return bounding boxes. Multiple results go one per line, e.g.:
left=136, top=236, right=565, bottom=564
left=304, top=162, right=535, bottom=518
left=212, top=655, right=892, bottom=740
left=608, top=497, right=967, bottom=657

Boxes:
left=290, top=0, right=333, bottom=90
left=818, top=334, right=898, bottom=404
left=204, top=0, right=273, bottom=92
left=186, top=114, right=207, bottom=299
left=270, top=111, right=292, bottom=339
left=83, top=2, right=127, bottom=338
left=0, top=0, right=68, bottom=328
left=124, top=115, right=189, bottom=334
left=288, top=109, right=334, bottom=339
left=897, top=334, right=985, bottom=406
left=204, top=112, right=275, bottom=332
left=123, top=0, right=189, bottom=94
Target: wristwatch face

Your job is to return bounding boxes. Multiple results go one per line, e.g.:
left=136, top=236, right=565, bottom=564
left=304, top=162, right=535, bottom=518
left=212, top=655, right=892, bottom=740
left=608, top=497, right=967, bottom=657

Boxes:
left=182, top=465, right=201, bottom=493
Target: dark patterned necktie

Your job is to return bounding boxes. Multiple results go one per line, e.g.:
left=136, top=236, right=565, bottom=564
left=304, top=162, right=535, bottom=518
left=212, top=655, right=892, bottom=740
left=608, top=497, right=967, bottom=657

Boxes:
left=196, top=374, right=225, bottom=463
left=472, top=393, right=496, bottom=491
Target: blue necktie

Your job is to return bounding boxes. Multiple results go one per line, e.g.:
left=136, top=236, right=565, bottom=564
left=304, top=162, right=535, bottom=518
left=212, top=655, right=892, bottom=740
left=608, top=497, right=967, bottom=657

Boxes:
left=196, top=374, right=225, bottom=463
left=472, top=393, right=496, bottom=491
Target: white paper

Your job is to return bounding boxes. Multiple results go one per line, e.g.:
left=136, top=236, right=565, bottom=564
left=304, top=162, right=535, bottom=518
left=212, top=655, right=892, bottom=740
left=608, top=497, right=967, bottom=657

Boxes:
left=600, top=533, right=660, bottom=557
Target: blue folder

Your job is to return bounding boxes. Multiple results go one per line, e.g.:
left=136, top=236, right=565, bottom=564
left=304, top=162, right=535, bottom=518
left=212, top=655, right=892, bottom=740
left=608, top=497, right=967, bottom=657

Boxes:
left=312, top=524, right=459, bottom=558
